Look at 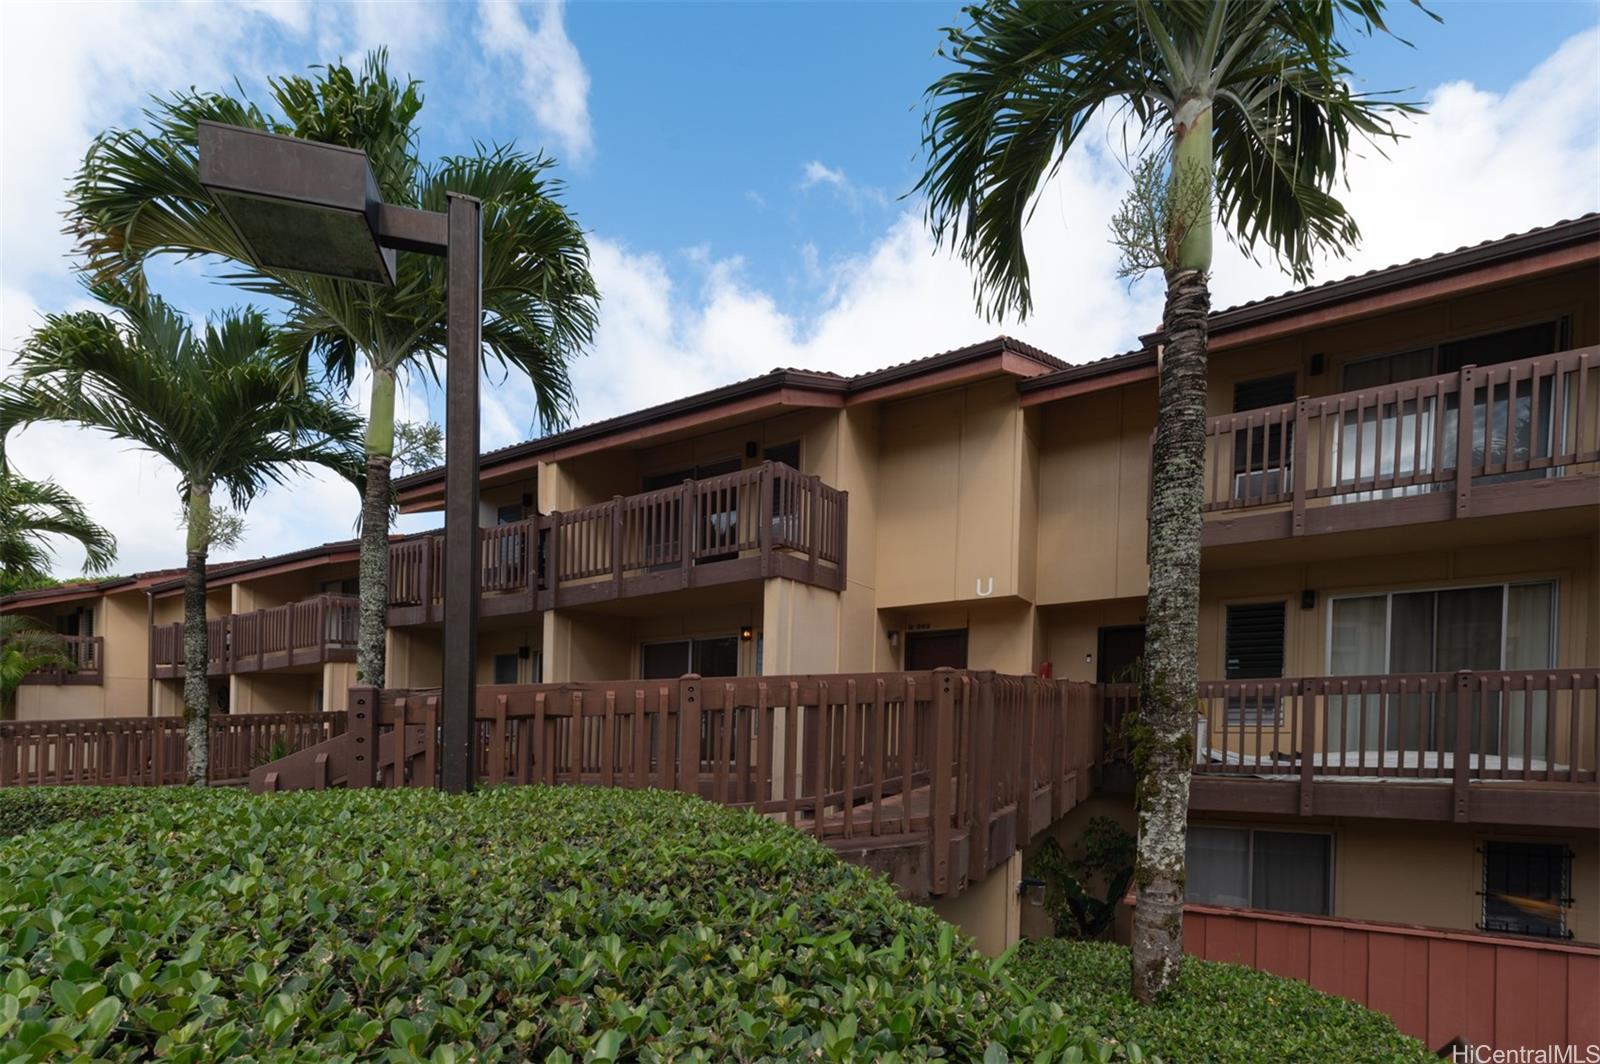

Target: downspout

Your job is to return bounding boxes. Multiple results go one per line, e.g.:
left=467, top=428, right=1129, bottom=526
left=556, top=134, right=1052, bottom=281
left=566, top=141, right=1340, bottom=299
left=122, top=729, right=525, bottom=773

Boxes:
left=146, top=590, right=155, bottom=717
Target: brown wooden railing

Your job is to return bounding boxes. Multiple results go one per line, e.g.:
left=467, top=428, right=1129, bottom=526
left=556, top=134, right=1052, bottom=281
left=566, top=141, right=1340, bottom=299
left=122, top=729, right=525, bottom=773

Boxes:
left=18, top=635, right=104, bottom=686
left=1200, top=348, right=1600, bottom=522
left=150, top=595, right=358, bottom=678
left=0, top=711, right=348, bottom=787
left=387, top=462, right=848, bottom=620
left=254, top=670, right=1091, bottom=899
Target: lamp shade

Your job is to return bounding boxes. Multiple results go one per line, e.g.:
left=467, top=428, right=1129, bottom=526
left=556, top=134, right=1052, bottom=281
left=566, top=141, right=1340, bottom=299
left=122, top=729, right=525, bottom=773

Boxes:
left=197, top=121, right=396, bottom=286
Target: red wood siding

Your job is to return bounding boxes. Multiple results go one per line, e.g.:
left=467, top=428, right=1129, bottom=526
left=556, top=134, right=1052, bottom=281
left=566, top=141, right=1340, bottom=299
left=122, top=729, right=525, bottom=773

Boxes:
left=1183, top=903, right=1600, bottom=1052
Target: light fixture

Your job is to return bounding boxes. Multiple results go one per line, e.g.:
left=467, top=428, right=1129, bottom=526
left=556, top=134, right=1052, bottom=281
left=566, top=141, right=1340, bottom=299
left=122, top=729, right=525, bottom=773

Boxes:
left=740, top=625, right=754, bottom=642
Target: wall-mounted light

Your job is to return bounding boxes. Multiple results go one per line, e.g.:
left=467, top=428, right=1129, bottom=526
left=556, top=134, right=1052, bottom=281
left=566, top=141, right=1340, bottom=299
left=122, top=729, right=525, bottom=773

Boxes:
left=744, top=440, right=759, bottom=459
left=521, top=492, right=534, bottom=508
left=887, top=630, right=899, bottom=648
left=1309, top=353, right=1326, bottom=376
left=517, top=645, right=531, bottom=659
left=740, top=625, right=754, bottom=642
left=1300, top=589, right=1317, bottom=610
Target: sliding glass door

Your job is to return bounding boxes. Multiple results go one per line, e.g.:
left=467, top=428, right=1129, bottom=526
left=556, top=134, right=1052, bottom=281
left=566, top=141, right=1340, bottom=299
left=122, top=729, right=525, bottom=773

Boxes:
left=1327, top=582, right=1555, bottom=759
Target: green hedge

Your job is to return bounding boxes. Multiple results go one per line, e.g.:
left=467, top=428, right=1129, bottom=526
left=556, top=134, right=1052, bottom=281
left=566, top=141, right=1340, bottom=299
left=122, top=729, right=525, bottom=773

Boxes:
left=2, top=786, right=1140, bottom=1062
left=0, top=787, right=166, bottom=839
left=1012, top=939, right=1434, bottom=1064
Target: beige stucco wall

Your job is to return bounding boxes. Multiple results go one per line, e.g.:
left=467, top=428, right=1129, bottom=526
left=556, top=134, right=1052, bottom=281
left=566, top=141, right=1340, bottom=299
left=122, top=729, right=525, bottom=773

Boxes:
left=876, top=378, right=1034, bottom=609
left=12, top=587, right=152, bottom=720
left=387, top=628, right=442, bottom=689
left=1192, top=815, right=1599, bottom=944
left=229, top=671, right=322, bottom=715
left=932, top=850, right=1023, bottom=957
left=477, top=624, right=545, bottom=685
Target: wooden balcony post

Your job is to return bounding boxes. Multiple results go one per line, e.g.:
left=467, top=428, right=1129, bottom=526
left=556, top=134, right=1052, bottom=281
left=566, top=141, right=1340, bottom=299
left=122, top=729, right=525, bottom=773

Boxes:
left=969, top=672, right=995, bottom=881
left=1291, top=396, right=1310, bottom=536
left=930, top=667, right=957, bottom=896
left=611, top=496, right=625, bottom=598
left=1452, top=670, right=1472, bottom=822
left=677, top=673, right=701, bottom=795
left=807, top=474, right=822, bottom=583
left=1298, top=680, right=1317, bottom=815
left=680, top=480, right=695, bottom=589
left=419, top=536, right=433, bottom=616
left=547, top=513, right=562, bottom=609
left=835, top=490, right=848, bottom=587
left=758, top=461, right=774, bottom=577
left=1455, top=365, right=1476, bottom=518
left=348, top=685, right=379, bottom=789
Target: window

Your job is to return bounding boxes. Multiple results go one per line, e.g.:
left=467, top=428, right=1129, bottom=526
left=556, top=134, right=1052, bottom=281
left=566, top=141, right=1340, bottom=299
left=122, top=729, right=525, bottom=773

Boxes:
left=492, top=653, right=520, bottom=685
left=1231, top=374, right=1297, bottom=502
left=1224, top=602, right=1285, bottom=726
left=320, top=578, right=359, bottom=595
left=1481, top=841, right=1572, bottom=939
left=1328, top=582, right=1557, bottom=756
left=1186, top=826, right=1332, bottom=915
left=1334, top=320, right=1570, bottom=501
left=495, top=503, right=524, bottom=526
left=640, top=636, right=740, bottom=680
left=905, top=629, right=968, bottom=671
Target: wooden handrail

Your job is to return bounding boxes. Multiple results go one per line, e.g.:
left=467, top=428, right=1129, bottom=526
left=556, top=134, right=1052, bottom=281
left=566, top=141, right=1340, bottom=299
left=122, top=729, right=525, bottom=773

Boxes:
left=1194, top=346, right=1600, bottom=516
left=148, top=595, right=358, bottom=677
left=17, top=634, right=104, bottom=686
left=0, top=710, right=348, bottom=787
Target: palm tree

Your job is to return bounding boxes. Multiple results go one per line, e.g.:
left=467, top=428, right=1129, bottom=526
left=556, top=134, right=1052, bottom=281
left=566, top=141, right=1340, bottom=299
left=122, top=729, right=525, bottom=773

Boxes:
left=0, top=615, right=75, bottom=720
left=3, top=286, right=363, bottom=782
left=915, top=0, right=1424, bottom=1000
left=67, top=51, right=600, bottom=690
left=0, top=435, right=117, bottom=595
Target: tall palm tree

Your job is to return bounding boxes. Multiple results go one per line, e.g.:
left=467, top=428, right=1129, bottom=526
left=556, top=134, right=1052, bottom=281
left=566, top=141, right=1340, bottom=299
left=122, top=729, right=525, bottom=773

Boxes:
left=67, top=51, right=600, bottom=690
left=0, top=615, right=75, bottom=721
left=3, top=287, right=363, bottom=782
left=915, top=0, right=1424, bottom=1000
left=0, top=435, right=117, bottom=595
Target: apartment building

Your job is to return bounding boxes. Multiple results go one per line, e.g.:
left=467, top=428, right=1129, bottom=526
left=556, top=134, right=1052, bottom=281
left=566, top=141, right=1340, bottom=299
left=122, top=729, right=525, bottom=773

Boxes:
left=6, top=214, right=1596, bottom=944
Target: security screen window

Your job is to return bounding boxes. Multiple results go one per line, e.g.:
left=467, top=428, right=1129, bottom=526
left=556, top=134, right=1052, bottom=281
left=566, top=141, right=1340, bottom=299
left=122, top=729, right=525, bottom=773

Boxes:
left=1185, top=826, right=1332, bottom=916
left=1481, top=841, right=1572, bottom=939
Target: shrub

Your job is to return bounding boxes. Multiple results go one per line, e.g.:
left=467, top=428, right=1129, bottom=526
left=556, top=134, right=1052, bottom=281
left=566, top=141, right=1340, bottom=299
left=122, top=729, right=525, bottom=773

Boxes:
left=1, top=786, right=1142, bottom=1062
left=1012, top=939, right=1434, bottom=1063
left=0, top=787, right=164, bottom=838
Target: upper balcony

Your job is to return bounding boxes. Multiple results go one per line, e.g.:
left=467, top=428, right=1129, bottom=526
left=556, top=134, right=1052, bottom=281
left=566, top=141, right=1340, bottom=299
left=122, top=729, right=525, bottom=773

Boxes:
left=151, top=595, right=358, bottom=678
left=387, top=461, right=848, bottom=624
left=18, top=635, right=104, bottom=686
left=1197, top=348, right=1599, bottom=546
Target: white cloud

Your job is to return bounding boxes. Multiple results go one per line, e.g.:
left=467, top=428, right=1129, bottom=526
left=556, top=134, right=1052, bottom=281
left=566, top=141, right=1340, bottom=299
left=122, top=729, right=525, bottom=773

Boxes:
left=476, top=0, right=594, bottom=163
left=801, top=161, right=848, bottom=190
left=799, top=159, right=888, bottom=211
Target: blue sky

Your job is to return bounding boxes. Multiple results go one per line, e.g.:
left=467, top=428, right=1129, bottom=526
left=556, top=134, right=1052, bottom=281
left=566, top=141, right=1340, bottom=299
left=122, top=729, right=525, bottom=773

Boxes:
left=4, top=0, right=1598, bottom=575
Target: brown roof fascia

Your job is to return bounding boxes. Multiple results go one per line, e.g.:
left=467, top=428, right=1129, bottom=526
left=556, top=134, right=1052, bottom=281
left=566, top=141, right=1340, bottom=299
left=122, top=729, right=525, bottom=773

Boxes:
left=147, top=541, right=365, bottom=597
left=395, top=336, right=1062, bottom=509
left=1020, top=216, right=1600, bottom=406
left=1, top=577, right=137, bottom=611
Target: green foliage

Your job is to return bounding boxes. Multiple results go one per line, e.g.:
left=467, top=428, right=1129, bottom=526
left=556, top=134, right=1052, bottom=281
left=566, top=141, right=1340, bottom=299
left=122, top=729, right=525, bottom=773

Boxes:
left=0, top=437, right=117, bottom=589
left=0, top=787, right=164, bottom=839
left=1, top=786, right=1145, bottom=1062
left=0, top=617, right=76, bottom=720
left=1030, top=818, right=1136, bottom=940
left=1013, top=940, right=1434, bottom=1064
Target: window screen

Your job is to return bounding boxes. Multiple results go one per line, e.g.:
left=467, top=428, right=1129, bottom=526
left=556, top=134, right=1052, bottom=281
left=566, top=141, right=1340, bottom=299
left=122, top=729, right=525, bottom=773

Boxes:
left=1225, top=602, right=1286, bottom=680
left=1186, top=827, right=1332, bottom=916
left=1481, top=841, right=1571, bottom=939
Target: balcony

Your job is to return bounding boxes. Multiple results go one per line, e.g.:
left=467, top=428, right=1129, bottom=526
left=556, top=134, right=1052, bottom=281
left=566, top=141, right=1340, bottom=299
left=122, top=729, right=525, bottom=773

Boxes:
left=387, top=461, right=848, bottom=624
left=151, top=595, right=358, bottom=678
left=1102, top=668, right=1599, bottom=828
left=1198, top=348, right=1599, bottom=545
left=19, top=635, right=104, bottom=686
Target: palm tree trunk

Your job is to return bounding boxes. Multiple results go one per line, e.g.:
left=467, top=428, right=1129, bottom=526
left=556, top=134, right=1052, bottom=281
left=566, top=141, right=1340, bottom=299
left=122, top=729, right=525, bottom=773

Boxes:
left=357, top=365, right=396, bottom=687
left=1131, top=265, right=1210, bottom=1003
left=182, top=485, right=212, bottom=785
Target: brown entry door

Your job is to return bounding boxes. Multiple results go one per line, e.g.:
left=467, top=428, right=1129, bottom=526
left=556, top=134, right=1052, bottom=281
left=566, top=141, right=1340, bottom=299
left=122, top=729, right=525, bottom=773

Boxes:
left=1096, top=625, right=1145, bottom=684
left=905, top=629, right=968, bottom=671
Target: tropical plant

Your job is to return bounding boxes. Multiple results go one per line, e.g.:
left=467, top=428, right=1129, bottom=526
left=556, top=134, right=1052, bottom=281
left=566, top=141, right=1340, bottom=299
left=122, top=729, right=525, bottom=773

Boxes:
left=0, top=615, right=75, bottom=720
left=1029, top=816, right=1137, bottom=940
left=0, top=436, right=116, bottom=595
left=67, top=51, right=600, bottom=690
left=916, top=0, right=1424, bottom=999
left=2, top=285, right=363, bottom=781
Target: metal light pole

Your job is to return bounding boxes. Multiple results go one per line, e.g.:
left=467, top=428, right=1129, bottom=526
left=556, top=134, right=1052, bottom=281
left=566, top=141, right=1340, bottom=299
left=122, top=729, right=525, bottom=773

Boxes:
left=198, top=122, right=481, bottom=792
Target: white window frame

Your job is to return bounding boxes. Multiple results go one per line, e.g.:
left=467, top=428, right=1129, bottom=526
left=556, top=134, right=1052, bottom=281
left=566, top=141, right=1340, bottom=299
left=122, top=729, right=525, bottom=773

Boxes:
left=1187, top=825, right=1337, bottom=915
left=1322, top=579, right=1560, bottom=675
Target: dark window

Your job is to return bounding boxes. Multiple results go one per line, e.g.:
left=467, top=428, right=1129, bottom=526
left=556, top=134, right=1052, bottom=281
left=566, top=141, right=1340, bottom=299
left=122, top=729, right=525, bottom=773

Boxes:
left=1481, top=841, right=1571, bottom=939
left=763, top=441, right=801, bottom=470
left=640, top=636, right=740, bottom=680
left=1438, top=321, right=1563, bottom=374
left=492, top=653, right=519, bottom=685
left=496, top=503, right=524, bottom=526
left=1231, top=374, right=1297, bottom=499
left=905, top=629, right=968, bottom=671
left=1225, top=602, right=1286, bottom=680
left=1186, top=827, right=1332, bottom=916
left=320, top=578, right=359, bottom=595
left=1225, top=602, right=1286, bottom=727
